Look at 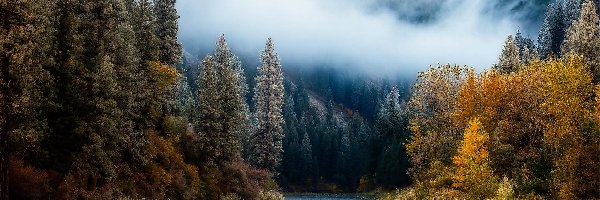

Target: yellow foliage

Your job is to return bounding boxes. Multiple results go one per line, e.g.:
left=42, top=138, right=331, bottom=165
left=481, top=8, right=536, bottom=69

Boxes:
left=539, top=55, right=594, bottom=149
left=452, top=118, right=497, bottom=199
left=149, top=61, right=180, bottom=93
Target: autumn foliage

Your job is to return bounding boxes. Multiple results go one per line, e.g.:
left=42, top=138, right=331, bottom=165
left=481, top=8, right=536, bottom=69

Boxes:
left=407, top=55, right=600, bottom=199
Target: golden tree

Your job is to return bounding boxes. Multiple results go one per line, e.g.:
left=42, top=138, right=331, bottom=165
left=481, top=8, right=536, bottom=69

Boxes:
left=452, top=118, right=497, bottom=199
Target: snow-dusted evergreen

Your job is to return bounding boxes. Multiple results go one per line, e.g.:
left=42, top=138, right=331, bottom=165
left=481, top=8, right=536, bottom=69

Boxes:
left=514, top=32, right=538, bottom=64
left=538, top=2, right=566, bottom=59
left=213, top=34, right=248, bottom=160
left=196, top=55, right=223, bottom=161
left=497, top=35, right=521, bottom=74
left=252, top=38, right=285, bottom=172
left=563, top=0, right=600, bottom=81
left=377, top=87, right=404, bottom=138
left=563, top=0, right=583, bottom=30
left=154, top=0, right=181, bottom=65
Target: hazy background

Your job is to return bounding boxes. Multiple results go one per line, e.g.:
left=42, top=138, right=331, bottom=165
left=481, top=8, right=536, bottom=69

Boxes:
left=177, top=0, right=551, bottom=76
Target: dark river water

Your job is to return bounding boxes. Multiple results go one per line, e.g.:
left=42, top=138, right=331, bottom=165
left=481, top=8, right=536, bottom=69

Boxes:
left=284, top=194, right=372, bottom=200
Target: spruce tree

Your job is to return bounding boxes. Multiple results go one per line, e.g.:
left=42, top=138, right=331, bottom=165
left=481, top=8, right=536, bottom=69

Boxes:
left=497, top=35, right=521, bottom=74
left=213, top=35, right=248, bottom=161
left=563, top=0, right=583, bottom=30
left=252, top=38, right=285, bottom=172
left=538, top=3, right=566, bottom=59
left=196, top=55, right=223, bottom=162
left=514, top=31, right=538, bottom=64
left=154, top=0, right=181, bottom=65
left=0, top=1, right=54, bottom=198
left=377, top=87, right=404, bottom=139
left=563, top=0, right=600, bottom=81
left=300, top=131, right=313, bottom=181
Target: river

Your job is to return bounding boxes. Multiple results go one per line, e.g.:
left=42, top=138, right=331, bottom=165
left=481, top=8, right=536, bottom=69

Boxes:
left=284, top=194, right=373, bottom=200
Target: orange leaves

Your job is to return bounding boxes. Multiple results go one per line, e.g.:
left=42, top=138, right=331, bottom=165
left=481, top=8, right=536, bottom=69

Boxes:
left=149, top=60, right=180, bottom=93
left=451, top=118, right=497, bottom=198
left=453, top=118, right=489, bottom=166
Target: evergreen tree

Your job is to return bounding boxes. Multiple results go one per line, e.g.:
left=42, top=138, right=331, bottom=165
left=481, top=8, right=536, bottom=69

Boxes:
left=252, top=38, right=285, bottom=172
left=154, top=0, right=181, bottom=65
left=514, top=31, right=538, bottom=64
left=213, top=34, right=247, bottom=161
left=196, top=55, right=223, bottom=162
left=562, top=0, right=600, bottom=81
left=377, top=87, right=404, bottom=139
left=497, top=35, right=521, bottom=74
left=538, top=3, right=566, bottom=59
left=174, top=76, right=195, bottom=120
left=300, top=131, right=313, bottom=182
left=0, top=1, right=54, bottom=198
left=563, top=0, right=583, bottom=30
left=134, top=0, right=160, bottom=63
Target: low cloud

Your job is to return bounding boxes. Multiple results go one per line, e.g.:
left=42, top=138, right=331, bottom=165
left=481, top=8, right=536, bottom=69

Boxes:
left=177, top=0, right=532, bottom=76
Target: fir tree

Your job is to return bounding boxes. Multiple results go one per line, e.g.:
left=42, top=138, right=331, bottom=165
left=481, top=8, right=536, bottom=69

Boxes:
left=154, top=0, right=181, bottom=65
left=252, top=38, right=285, bottom=172
left=563, top=0, right=583, bottom=30
left=377, top=87, right=404, bottom=139
left=562, top=0, right=600, bottom=81
left=514, top=31, right=538, bottom=64
left=213, top=34, right=248, bottom=161
left=497, top=35, right=521, bottom=74
left=300, top=131, right=313, bottom=181
left=0, top=1, right=54, bottom=198
left=196, top=55, right=223, bottom=162
left=538, top=3, right=566, bottom=59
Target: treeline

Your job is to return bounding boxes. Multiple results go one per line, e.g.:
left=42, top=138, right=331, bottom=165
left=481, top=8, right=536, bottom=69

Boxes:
left=396, top=0, right=600, bottom=199
left=0, top=0, right=287, bottom=199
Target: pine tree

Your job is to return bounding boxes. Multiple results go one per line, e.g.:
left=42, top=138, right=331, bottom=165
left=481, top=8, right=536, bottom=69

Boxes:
left=538, top=3, right=566, bottom=59
left=196, top=55, right=223, bottom=162
left=252, top=38, right=285, bottom=172
left=154, top=0, right=181, bottom=65
left=562, top=0, right=600, bottom=81
left=174, top=76, right=195, bottom=120
left=497, top=35, right=521, bottom=74
left=300, top=131, right=313, bottom=181
left=377, top=87, right=404, bottom=139
left=134, top=0, right=160, bottom=62
left=213, top=34, right=248, bottom=161
left=0, top=1, right=54, bottom=198
left=563, top=0, right=583, bottom=30
left=514, top=31, right=538, bottom=64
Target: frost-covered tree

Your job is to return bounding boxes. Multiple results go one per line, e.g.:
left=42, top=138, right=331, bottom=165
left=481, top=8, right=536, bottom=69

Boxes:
left=538, top=3, right=566, bottom=59
left=300, top=131, right=313, bottom=179
left=196, top=55, right=223, bottom=161
left=377, top=87, right=404, bottom=139
left=514, top=31, right=538, bottom=64
left=562, top=0, right=600, bottom=81
left=213, top=34, right=248, bottom=160
left=497, top=35, right=521, bottom=74
left=174, top=76, right=195, bottom=120
left=154, top=0, right=181, bottom=65
left=134, top=0, right=160, bottom=62
left=252, top=38, right=285, bottom=172
left=563, top=0, right=583, bottom=30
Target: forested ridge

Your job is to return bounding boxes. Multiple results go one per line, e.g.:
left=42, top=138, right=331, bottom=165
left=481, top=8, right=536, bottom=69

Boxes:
left=1, top=0, right=600, bottom=200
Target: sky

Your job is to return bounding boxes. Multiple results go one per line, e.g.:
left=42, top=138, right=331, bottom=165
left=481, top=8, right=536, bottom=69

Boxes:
left=177, top=0, right=547, bottom=76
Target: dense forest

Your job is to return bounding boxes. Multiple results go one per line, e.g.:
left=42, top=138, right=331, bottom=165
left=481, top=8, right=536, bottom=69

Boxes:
left=1, top=0, right=600, bottom=200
